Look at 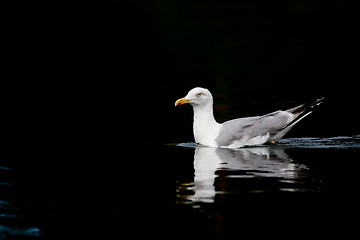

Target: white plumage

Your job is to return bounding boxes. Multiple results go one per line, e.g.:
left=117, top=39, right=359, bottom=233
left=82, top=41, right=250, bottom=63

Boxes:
left=175, top=87, right=324, bottom=148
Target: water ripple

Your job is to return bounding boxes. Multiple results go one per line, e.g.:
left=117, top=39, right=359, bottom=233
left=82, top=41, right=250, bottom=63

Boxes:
left=0, top=161, right=41, bottom=240
left=0, top=225, right=40, bottom=239
left=278, top=135, right=360, bottom=149
left=177, top=136, right=360, bottom=149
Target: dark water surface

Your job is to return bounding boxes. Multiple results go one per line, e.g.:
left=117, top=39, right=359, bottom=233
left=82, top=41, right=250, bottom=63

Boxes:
left=1, top=137, right=360, bottom=239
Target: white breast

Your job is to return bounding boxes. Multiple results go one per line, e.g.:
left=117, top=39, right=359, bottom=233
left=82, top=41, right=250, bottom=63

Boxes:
left=193, top=122, right=221, bottom=147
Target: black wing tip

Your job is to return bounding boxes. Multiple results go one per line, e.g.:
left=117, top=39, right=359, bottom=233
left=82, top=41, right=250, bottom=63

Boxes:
left=312, top=97, right=325, bottom=108
left=281, top=97, right=325, bottom=131
left=297, top=96, right=325, bottom=115
left=285, top=97, right=325, bottom=116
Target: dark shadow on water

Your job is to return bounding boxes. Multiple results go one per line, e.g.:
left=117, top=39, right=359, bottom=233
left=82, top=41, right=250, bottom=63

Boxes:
left=176, top=145, right=315, bottom=204
left=174, top=137, right=360, bottom=239
left=176, top=136, right=360, bottom=202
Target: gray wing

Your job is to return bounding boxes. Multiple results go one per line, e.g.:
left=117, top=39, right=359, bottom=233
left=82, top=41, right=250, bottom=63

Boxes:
left=215, top=97, right=324, bottom=146
left=215, top=110, right=293, bottom=146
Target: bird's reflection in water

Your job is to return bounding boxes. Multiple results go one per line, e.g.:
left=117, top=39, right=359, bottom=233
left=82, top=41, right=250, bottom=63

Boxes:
left=176, top=146, right=310, bottom=204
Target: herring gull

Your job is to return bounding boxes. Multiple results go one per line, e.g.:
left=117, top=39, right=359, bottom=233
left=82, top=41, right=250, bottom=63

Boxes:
left=175, top=87, right=324, bottom=148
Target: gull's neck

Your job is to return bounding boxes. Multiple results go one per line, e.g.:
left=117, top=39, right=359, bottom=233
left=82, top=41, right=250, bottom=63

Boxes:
left=192, top=101, right=221, bottom=147
left=193, top=102, right=218, bottom=126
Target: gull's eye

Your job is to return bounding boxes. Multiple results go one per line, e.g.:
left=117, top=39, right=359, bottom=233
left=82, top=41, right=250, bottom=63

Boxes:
left=196, top=92, right=202, bottom=97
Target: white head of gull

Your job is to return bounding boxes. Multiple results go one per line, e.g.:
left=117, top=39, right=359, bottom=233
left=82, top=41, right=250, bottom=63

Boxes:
left=175, top=87, right=324, bottom=148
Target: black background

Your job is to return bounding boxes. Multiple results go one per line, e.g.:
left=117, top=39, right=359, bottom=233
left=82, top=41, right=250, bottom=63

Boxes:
left=2, top=0, right=358, bottom=150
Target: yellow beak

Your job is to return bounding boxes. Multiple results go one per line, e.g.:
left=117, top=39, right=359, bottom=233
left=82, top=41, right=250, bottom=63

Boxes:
left=175, top=97, right=190, bottom=106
